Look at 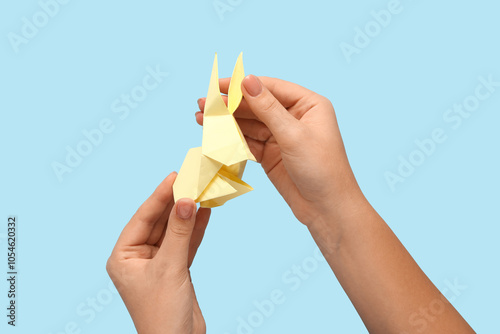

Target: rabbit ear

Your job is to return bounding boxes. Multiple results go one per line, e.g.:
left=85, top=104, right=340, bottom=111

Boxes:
left=227, top=52, right=244, bottom=114
left=205, top=53, right=228, bottom=116
left=202, top=52, right=256, bottom=166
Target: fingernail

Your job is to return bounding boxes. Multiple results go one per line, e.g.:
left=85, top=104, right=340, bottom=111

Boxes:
left=177, top=199, right=194, bottom=219
left=243, top=75, right=262, bottom=97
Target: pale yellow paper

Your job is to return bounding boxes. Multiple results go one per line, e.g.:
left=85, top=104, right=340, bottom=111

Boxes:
left=199, top=169, right=253, bottom=208
left=228, top=53, right=244, bottom=114
left=172, top=147, right=222, bottom=202
left=201, top=52, right=256, bottom=166
left=172, top=53, right=254, bottom=208
left=197, top=174, right=237, bottom=203
left=221, top=161, right=247, bottom=179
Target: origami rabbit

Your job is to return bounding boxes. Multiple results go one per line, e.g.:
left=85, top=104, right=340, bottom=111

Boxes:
left=173, top=53, right=255, bottom=208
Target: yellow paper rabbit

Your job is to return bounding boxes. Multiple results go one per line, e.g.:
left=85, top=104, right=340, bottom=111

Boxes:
left=173, top=53, right=255, bottom=208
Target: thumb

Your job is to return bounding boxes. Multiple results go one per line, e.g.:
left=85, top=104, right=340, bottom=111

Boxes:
left=241, top=75, right=302, bottom=146
left=156, top=198, right=197, bottom=268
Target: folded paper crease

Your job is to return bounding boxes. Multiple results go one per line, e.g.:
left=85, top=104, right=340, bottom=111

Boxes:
left=173, top=53, right=255, bottom=208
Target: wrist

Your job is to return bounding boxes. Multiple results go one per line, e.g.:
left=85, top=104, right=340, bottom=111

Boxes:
left=307, top=186, right=372, bottom=256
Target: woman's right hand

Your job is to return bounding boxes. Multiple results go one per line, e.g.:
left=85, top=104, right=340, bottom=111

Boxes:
left=196, top=75, right=475, bottom=334
left=196, top=75, right=364, bottom=227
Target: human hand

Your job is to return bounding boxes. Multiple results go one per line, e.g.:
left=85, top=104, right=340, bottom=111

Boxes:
left=106, top=172, right=211, bottom=334
left=196, top=75, right=364, bottom=227
left=197, top=76, right=475, bottom=334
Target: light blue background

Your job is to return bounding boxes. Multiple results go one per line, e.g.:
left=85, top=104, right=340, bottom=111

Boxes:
left=1, top=0, right=499, bottom=333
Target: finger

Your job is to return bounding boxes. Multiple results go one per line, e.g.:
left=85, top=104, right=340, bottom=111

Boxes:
left=220, top=76, right=312, bottom=109
left=245, top=136, right=265, bottom=162
left=195, top=110, right=270, bottom=142
left=115, top=172, right=177, bottom=248
left=187, top=207, right=211, bottom=268
left=197, top=96, right=258, bottom=120
left=156, top=198, right=197, bottom=268
left=197, top=76, right=314, bottom=120
left=195, top=111, right=203, bottom=125
left=146, top=200, right=174, bottom=245
left=238, top=118, right=272, bottom=142
left=265, top=159, right=304, bottom=209
left=154, top=222, right=167, bottom=248
left=241, top=75, right=303, bottom=148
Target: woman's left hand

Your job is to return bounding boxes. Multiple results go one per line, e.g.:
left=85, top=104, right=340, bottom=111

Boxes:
left=106, top=172, right=211, bottom=334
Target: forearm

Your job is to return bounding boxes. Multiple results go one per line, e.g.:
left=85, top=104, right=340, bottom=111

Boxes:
left=309, top=191, right=474, bottom=333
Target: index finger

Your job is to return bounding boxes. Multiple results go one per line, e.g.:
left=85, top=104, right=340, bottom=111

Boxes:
left=114, top=172, right=176, bottom=248
left=197, top=96, right=257, bottom=120
left=219, top=76, right=315, bottom=109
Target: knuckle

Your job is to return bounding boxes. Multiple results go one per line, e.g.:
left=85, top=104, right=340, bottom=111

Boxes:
left=261, top=96, right=281, bottom=113
left=168, top=223, right=192, bottom=239
left=136, top=245, right=154, bottom=258
left=319, top=95, right=334, bottom=109
left=105, top=260, right=112, bottom=274
left=106, top=256, right=116, bottom=275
